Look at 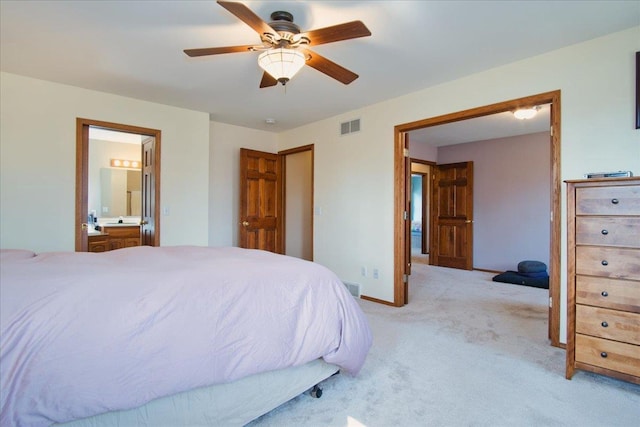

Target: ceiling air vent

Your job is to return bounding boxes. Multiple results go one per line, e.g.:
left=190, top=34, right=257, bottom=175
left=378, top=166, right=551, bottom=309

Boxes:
left=340, top=118, right=361, bottom=136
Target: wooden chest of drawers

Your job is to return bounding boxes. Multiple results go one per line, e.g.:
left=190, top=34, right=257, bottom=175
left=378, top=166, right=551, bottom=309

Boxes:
left=566, top=177, right=640, bottom=384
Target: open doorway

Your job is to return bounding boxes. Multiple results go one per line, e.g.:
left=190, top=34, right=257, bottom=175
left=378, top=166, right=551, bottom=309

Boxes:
left=281, top=145, right=314, bottom=261
left=394, top=91, right=562, bottom=347
left=410, top=159, right=433, bottom=264
left=238, top=145, right=314, bottom=261
left=76, top=118, right=161, bottom=252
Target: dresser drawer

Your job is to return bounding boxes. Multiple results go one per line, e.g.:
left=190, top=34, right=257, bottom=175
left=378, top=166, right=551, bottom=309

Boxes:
left=103, top=225, right=140, bottom=238
left=576, top=305, right=640, bottom=344
left=577, top=276, right=640, bottom=313
left=576, top=185, right=640, bottom=215
left=575, top=334, right=640, bottom=377
left=576, top=217, right=640, bottom=248
left=576, top=246, right=640, bottom=280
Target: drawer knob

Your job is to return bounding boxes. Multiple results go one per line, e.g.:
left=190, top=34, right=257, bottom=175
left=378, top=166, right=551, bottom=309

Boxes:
left=601, top=321, right=608, bottom=328
left=601, top=291, right=609, bottom=297
left=611, top=198, right=619, bottom=204
left=601, top=260, right=608, bottom=266
left=600, top=352, right=608, bottom=358
left=601, top=229, right=608, bottom=235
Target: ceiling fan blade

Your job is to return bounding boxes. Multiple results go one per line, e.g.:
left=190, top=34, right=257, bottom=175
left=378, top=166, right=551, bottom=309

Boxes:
left=184, top=45, right=257, bottom=57
left=259, top=72, right=278, bottom=88
left=301, top=21, right=371, bottom=46
left=305, top=50, right=359, bottom=85
left=217, top=1, right=278, bottom=37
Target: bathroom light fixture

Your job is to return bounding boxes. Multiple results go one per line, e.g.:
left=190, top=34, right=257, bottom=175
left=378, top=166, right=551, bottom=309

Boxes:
left=111, top=159, right=141, bottom=170
left=258, top=48, right=306, bottom=85
left=513, top=106, right=540, bottom=120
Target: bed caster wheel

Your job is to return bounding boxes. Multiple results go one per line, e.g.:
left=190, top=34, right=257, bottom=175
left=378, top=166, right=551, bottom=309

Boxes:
left=310, top=385, right=323, bottom=398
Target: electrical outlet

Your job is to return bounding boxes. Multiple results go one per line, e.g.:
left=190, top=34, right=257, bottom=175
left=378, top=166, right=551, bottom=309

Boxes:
left=373, top=269, right=379, bottom=279
left=361, top=266, right=367, bottom=277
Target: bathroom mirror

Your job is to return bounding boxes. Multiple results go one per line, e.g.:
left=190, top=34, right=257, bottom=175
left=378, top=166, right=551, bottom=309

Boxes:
left=88, top=129, right=142, bottom=220
left=100, top=168, right=141, bottom=217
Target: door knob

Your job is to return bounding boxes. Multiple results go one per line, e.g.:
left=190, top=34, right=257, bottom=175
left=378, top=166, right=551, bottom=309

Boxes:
left=242, top=221, right=249, bottom=227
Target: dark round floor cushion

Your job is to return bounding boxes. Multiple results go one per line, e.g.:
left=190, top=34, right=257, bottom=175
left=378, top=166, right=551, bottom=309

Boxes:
left=493, top=271, right=549, bottom=289
left=517, top=260, right=547, bottom=273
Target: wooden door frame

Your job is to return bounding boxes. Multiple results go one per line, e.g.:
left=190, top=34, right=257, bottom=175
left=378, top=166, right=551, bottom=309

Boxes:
left=278, top=144, right=315, bottom=260
left=394, top=90, right=562, bottom=347
left=76, top=118, right=161, bottom=251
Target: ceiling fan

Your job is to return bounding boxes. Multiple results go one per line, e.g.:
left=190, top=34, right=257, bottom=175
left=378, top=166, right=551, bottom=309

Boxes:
left=184, top=1, right=371, bottom=88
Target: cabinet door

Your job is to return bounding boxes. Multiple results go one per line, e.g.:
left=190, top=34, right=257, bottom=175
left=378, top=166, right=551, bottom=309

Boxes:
left=110, top=238, right=125, bottom=251
left=124, top=237, right=141, bottom=248
left=89, top=240, right=109, bottom=252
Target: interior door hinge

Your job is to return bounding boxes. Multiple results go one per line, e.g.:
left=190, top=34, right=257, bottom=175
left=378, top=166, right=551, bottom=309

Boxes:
left=403, top=211, right=408, bottom=220
left=549, top=297, right=552, bottom=308
left=403, top=148, right=410, bottom=157
left=550, top=126, right=553, bottom=136
left=403, top=274, right=409, bottom=283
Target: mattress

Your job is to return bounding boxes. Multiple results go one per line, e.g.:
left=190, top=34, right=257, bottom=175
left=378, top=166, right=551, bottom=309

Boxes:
left=56, top=358, right=339, bottom=427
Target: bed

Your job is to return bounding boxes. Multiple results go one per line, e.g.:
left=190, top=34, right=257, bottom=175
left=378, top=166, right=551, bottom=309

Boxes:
left=0, top=246, right=372, bottom=426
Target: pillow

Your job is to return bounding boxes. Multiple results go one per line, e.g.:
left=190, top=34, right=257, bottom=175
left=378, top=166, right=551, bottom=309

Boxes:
left=518, top=270, right=549, bottom=279
left=1, top=249, right=36, bottom=261
left=492, top=271, right=549, bottom=289
left=517, top=260, right=547, bottom=273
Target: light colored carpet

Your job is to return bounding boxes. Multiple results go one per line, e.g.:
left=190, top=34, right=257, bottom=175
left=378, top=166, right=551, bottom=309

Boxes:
left=248, top=264, right=640, bottom=426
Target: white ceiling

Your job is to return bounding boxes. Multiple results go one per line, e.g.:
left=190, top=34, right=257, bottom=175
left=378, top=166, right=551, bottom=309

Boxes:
left=1, top=1, right=638, bottom=140
left=89, top=128, right=143, bottom=144
left=409, top=104, right=551, bottom=147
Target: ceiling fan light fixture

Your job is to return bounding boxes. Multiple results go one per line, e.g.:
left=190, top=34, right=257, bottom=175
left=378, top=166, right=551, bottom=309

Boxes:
left=258, top=48, right=306, bottom=85
left=513, top=106, right=540, bottom=120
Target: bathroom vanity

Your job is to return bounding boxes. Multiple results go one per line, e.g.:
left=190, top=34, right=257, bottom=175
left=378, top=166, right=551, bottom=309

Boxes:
left=88, top=224, right=141, bottom=252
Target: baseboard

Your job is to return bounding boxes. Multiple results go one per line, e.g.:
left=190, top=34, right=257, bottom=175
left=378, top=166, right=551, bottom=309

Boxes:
left=360, top=294, right=397, bottom=306
left=474, top=267, right=501, bottom=274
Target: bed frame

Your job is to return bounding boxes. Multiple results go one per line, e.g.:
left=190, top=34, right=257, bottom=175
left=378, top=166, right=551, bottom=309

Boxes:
left=56, top=359, right=339, bottom=426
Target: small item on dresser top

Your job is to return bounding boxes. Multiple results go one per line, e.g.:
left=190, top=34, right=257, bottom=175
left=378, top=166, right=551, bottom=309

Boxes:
left=584, top=171, right=633, bottom=178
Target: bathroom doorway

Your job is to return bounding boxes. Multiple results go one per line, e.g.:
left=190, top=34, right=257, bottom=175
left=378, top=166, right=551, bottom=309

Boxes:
left=75, top=118, right=161, bottom=252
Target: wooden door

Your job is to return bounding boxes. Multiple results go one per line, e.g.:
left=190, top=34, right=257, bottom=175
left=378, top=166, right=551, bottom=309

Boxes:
left=403, top=134, right=411, bottom=304
left=239, top=148, right=281, bottom=253
left=430, top=161, right=474, bottom=270
left=141, top=137, right=157, bottom=246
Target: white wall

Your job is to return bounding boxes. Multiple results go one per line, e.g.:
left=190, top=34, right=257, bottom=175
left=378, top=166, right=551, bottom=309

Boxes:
left=208, top=121, right=278, bottom=247
left=278, top=117, right=396, bottom=301
left=0, top=72, right=210, bottom=252
left=278, top=27, right=640, bottom=342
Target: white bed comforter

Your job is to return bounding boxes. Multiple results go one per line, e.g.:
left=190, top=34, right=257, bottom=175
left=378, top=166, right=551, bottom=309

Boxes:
left=0, top=246, right=372, bottom=426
